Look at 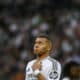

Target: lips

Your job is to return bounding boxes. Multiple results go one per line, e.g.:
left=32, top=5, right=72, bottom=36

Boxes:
left=34, top=48, right=40, bottom=53
left=34, top=48, right=39, bottom=52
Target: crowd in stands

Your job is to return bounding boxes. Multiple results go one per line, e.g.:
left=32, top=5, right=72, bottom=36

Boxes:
left=0, top=0, right=80, bottom=80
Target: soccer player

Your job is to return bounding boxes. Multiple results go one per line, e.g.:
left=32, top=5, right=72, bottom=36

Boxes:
left=25, top=34, right=61, bottom=80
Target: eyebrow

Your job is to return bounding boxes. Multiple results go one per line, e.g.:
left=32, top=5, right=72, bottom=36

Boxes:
left=35, top=40, right=42, bottom=43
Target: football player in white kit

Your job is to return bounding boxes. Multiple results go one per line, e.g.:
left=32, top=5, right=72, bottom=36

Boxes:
left=25, top=34, right=61, bottom=80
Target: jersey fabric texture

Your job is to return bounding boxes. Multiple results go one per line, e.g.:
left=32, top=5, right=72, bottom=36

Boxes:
left=25, top=56, right=61, bottom=80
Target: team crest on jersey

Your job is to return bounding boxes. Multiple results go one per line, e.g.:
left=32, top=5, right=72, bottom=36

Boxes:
left=49, top=70, right=58, bottom=79
left=27, top=68, right=30, bottom=72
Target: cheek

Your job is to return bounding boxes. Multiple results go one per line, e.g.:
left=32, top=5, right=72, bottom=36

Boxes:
left=40, top=45, right=47, bottom=51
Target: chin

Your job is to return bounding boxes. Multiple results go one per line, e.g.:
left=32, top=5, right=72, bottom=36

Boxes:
left=34, top=51, right=38, bottom=54
left=34, top=51, right=41, bottom=55
left=34, top=52, right=38, bottom=55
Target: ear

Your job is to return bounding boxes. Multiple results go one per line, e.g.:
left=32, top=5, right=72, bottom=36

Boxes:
left=47, top=41, right=52, bottom=51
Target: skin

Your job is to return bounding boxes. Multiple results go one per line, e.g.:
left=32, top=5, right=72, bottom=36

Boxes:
left=32, top=37, right=52, bottom=80
left=70, top=66, right=80, bottom=78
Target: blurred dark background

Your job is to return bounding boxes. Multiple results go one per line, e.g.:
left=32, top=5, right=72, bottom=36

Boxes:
left=0, top=0, right=80, bottom=80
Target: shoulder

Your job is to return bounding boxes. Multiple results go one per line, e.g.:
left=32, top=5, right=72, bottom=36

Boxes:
left=48, top=56, right=61, bottom=65
left=25, top=60, right=36, bottom=74
left=47, top=57, right=61, bottom=70
left=26, top=59, right=36, bottom=68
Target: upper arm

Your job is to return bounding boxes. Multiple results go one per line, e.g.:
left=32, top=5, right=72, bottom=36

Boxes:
left=25, top=63, right=29, bottom=80
left=25, top=61, right=36, bottom=80
left=47, top=62, right=61, bottom=80
left=55, top=62, right=61, bottom=80
left=25, top=65, right=28, bottom=80
left=25, top=62, right=32, bottom=80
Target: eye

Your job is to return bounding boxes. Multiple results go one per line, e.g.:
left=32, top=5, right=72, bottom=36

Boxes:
left=39, top=41, right=42, bottom=44
left=36, top=41, right=42, bottom=44
left=35, top=40, right=43, bottom=45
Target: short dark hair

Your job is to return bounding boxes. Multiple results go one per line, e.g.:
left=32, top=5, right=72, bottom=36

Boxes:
left=35, top=34, right=53, bottom=51
left=36, top=34, right=51, bottom=41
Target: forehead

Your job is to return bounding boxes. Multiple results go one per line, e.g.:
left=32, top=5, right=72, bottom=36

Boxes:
left=35, top=37, right=48, bottom=42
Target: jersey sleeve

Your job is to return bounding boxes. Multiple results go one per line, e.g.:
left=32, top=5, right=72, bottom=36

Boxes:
left=25, top=65, right=28, bottom=80
left=25, top=71, right=27, bottom=80
left=25, top=62, right=33, bottom=80
left=25, top=61, right=37, bottom=80
left=25, top=63, right=29, bottom=80
left=47, top=61, right=61, bottom=80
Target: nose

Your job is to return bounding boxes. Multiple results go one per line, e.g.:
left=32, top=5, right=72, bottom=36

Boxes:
left=35, top=45, right=38, bottom=48
left=35, top=44, right=38, bottom=48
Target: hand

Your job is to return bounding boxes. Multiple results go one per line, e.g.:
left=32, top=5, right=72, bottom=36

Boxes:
left=37, top=73, right=45, bottom=80
left=32, top=61, right=45, bottom=80
left=32, top=61, right=42, bottom=71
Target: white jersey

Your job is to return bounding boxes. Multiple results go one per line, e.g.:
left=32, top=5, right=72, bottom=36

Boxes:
left=25, top=56, right=61, bottom=80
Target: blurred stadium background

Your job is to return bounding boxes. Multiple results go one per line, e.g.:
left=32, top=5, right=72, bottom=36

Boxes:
left=0, top=0, right=80, bottom=80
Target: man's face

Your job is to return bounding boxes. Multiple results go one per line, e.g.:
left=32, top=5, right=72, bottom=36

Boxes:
left=34, top=37, right=50, bottom=55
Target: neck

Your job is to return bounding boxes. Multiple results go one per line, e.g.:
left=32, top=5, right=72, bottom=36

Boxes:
left=37, top=52, right=49, bottom=61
